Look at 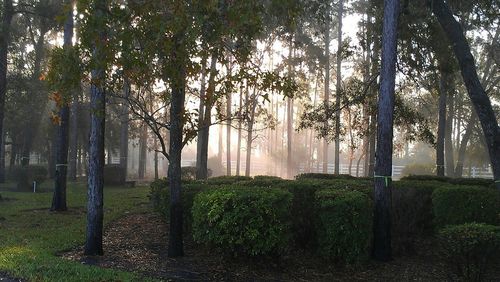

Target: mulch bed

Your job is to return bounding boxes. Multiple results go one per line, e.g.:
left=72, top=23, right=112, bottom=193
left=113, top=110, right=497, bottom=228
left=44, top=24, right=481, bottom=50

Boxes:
left=62, top=213, right=499, bottom=281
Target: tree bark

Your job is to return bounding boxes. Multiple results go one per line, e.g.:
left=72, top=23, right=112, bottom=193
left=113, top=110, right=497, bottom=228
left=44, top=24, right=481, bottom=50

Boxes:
left=196, top=52, right=217, bottom=180
left=119, top=80, right=130, bottom=181
left=226, top=83, right=231, bottom=176
left=334, top=0, right=344, bottom=175
left=432, top=0, right=500, bottom=189
left=245, top=88, right=257, bottom=177
left=0, top=0, right=13, bottom=183
left=373, top=0, right=400, bottom=262
left=195, top=56, right=207, bottom=179
left=84, top=0, right=106, bottom=256
left=323, top=2, right=331, bottom=174
left=138, top=123, right=147, bottom=179
left=445, top=85, right=455, bottom=177
left=436, top=72, right=446, bottom=177
left=236, top=85, right=243, bottom=176
left=455, top=114, right=475, bottom=177
left=167, top=32, right=187, bottom=258
left=51, top=6, right=73, bottom=211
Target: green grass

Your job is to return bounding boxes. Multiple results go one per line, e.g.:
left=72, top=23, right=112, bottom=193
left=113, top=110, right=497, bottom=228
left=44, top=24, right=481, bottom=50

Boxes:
left=0, top=181, right=157, bottom=281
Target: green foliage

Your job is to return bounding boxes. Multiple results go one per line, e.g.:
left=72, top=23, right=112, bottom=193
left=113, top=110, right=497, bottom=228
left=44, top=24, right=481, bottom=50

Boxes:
left=192, top=187, right=292, bottom=257
left=314, top=189, right=372, bottom=263
left=282, top=178, right=372, bottom=248
left=103, top=164, right=126, bottom=185
left=448, top=178, right=494, bottom=187
left=45, top=46, right=83, bottom=105
left=149, top=178, right=207, bottom=232
left=8, top=166, right=48, bottom=191
left=438, top=223, right=500, bottom=282
left=295, top=173, right=355, bottom=180
left=237, top=175, right=289, bottom=188
left=205, top=175, right=253, bottom=185
left=432, top=186, right=500, bottom=228
left=391, top=181, right=440, bottom=253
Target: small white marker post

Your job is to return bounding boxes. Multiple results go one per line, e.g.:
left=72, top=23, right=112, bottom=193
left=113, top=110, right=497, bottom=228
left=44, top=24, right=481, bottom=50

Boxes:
left=33, top=181, right=36, bottom=193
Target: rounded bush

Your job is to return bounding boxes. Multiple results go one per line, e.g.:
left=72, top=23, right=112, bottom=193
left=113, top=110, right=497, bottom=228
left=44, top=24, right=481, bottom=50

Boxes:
left=205, top=175, right=252, bottom=185
left=438, top=223, right=500, bottom=281
left=295, top=173, right=355, bottom=181
left=192, top=187, right=292, bottom=257
left=314, top=189, right=373, bottom=263
left=432, top=186, right=500, bottom=228
left=103, top=164, right=126, bottom=185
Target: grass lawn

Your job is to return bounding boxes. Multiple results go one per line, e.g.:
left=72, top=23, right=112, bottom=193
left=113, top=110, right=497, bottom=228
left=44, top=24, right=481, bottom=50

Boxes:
left=0, top=181, right=156, bottom=282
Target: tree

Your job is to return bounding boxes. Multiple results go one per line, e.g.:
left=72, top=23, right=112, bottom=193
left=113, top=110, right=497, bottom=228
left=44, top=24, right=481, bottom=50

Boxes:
left=84, top=0, right=107, bottom=256
left=0, top=0, right=13, bottom=183
left=431, top=0, right=500, bottom=190
left=372, top=0, right=400, bottom=261
left=334, top=0, right=344, bottom=175
left=51, top=1, right=74, bottom=211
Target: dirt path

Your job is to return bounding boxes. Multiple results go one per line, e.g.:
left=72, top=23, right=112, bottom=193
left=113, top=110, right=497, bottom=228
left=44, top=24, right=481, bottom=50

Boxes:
left=62, top=212, right=499, bottom=281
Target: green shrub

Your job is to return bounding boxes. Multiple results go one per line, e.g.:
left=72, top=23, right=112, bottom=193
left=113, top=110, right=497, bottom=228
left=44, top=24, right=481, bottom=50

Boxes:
left=237, top=176, right=290, bottom=188
left=149, top=178, right=207, bottom=232
left=281, top=179, right=372, bottom=248
left=103, top=164, right=126, bottom=185
left=400, top=174, right=450, bottom=182
left=438, top=223, right=500, bottom=282
left=192, top=187, right=292, bottom=257
left=9, top=165, right=48, bottom=191
left=391, top=181, right=440, bottom=253
left=448, top=177, right=493, bottom=187
left=314, top=189, right=372, bottom=263
left=205, top=175, right=252, bottom=185
left=295, top=173, right=355, bottom=180
left=432, top=186, right=500, bottom=228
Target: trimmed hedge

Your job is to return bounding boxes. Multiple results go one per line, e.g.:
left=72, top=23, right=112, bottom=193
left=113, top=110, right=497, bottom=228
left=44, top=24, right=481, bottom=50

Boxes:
left=280, top=178, right=372, bottom=248
left=314, top=189, right=372, bottom=263
left=295, top=173, right=355, bottom=180
left=205, top=175, right=252, bottom=185
left=192, top=187, right=292, bottom=257
left=150, top=178, right=207, bottom=232
left=438, top=223, right=500, bottom=281
left=432, top=186, right=500, bottom=228
left=400, top=174, right=450, bottom=182
left=391, top=181, right=440, bottom=253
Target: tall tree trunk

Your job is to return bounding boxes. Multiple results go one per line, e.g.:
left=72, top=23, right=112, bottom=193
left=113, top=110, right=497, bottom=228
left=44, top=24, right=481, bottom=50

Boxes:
left=167, top=30, right=187, bottom=257
left=436, top=72, right=446, bottom=177
left=196, top=52, right=217, bottom=180
left=195, top=56, right=207, bottom=179
left=245, top=88, right=257, bottom=177
left=236, top=85, right=243, bottom=176
left=455, top=114, right=475, bottom=177
left=373, top=0, right=400, bottom=262
left=323, top=2, right=331, bottom=174
left=0, top=0, right=13, bottom=182
left=334, top=0, right=344, bottom=175
left=287, top=38, right=293, bottom=178
left=226, top=88, right=231, bottom=176
left=368, top=24, right=381, bottom=178
left=138, top=124, right=147, bottom=179
left=68, top=91, right=79, bottom=180
left=445, top=86, right=455, bottom=177
left=51, top=5, right=74, bottom=211
left=154, top=137, right=158, bottom=180
left=119, top=80, right=130, bottom=181
left=84, top=0, right=106, bottom=256
left=432, top=0, right=500, bottom=190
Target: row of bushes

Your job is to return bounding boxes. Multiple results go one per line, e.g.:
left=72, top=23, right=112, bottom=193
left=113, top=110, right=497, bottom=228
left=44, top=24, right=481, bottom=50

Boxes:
left=151, top=174, right=500, bottom=265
